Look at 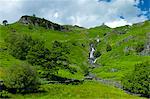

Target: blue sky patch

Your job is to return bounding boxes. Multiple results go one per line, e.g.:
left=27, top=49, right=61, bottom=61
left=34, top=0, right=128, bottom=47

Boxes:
left=137, top=0, right=150, bottom=19
left=0, top=0, right=149, bottom=28
left=98, top=0, right=111, bottom=2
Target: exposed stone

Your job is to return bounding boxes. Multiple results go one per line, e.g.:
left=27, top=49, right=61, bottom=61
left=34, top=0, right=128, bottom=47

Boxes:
left=19, top=15, right=68, bottom=31
left=84, top=73, right=96, bottom=80
left=116, top=36, right=134, bottom=47
left=140, top=33, right=150, bottom=56
left=123, top=36, right=134, bottom=42
left=110, top=68, right=118, bottom=72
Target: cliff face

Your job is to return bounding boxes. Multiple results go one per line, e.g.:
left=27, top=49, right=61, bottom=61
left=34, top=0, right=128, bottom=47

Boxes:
left=141, top=33, right=150, bottom=55
left=19, top=15, right=68, bottom=31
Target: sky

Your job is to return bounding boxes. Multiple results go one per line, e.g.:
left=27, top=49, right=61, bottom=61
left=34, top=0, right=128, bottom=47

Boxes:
left=0, top=0, right=149, bottom=28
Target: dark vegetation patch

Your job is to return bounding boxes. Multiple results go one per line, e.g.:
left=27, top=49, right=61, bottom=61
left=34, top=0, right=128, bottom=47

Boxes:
left=122, top=61, right=150, bottom=97
left=1, top=33, right=80, bottom=97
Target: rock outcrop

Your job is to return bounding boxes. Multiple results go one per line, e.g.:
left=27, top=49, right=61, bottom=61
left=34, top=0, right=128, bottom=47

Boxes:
left=141, top=33, right=150, bottom=55
left=19, top=15, right=68, bottom=31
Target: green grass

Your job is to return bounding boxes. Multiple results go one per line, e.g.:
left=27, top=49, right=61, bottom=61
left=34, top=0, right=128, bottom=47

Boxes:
left=90, top=20, right=150, bottom=80
left=0, top=18, right=150, bottom=98
left=92, top=55, right=150, bottom=80
left=0, top=23, right=89, bottom=79
left=12, top=81, right=143, bottom=99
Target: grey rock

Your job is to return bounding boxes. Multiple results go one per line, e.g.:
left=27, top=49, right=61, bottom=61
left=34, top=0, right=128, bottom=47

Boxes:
left=140, top=33, right=150, bottom=56
left=19, top=15, right=67, bottom=31
left=110, top=68, right=118, bottom=72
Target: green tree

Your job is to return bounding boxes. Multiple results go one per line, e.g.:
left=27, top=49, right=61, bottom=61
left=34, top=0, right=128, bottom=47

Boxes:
left=26, top=41, right=49, bottom=65
left=2, top=20, right=8, bottom=26
left=122, top=61, right=150, bottom=97
left=5, top=33, right=35, bottom=60
left=27, top=40, right=71, bottom=75
left=3, top=63, right=40, bottom=93
left=50, top=41, right=70, bottom=68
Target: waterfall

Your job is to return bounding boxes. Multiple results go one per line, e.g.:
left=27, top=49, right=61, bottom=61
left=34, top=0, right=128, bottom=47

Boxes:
left=90, top=47, right=95, bottom=59
left=89, top=44, right=95, bottom=64
left=89, top=38, right=100, bottom=65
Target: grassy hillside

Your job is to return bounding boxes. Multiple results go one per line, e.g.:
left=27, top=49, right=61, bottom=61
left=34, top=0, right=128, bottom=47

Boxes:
left=0, top=22, right=89, bottom=80
left=0, top=16, right=150, bottom=98
left=12, top=81, right=143, bottom=99
left=90, top=21, right=150, bottom=80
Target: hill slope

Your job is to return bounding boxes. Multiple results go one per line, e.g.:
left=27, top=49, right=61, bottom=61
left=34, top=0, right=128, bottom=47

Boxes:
left=0, top=16, right=150, bottom=98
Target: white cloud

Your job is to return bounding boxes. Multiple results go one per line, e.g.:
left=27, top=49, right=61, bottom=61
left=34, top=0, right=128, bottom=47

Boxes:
left=53, top=12, right=59, bottom=18
left=0, top=0, right=148, bottom=28
left=0, top=0, right=23, bottom=23
left=105, top=19, right=132, bottom=28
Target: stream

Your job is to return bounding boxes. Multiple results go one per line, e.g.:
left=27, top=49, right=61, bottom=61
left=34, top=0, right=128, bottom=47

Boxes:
left=85, top=38, right=142, bottom=97
left=88, top=41, right=122, bottom=88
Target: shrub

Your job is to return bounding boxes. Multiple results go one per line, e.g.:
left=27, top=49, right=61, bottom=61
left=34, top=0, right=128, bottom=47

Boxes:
left=50, top=41, right=70, bottom=73
left=3, top=63, right=40, bottom=93
left=27, top=40, right=71, bottom=75
left=106, top=44, right=112, bottom=52
left=5, top=33, right=35, bottom=60
left=135, top=43, right=144, bottom=53
left=122, top=61, right=150, bottom=97
left=0, top=90, right=10, bottom=98
left=26, top=41, right=49, bottom=65
left=94, top=50, right=101, bottom=58
left=28, top=24, right=33, bottom=29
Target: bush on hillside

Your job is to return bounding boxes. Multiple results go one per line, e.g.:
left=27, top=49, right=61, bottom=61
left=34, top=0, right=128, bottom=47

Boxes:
left=6, top=33, right=73, bottom=78
left=28, top=24, right=33, bottom=29
left=3, top=63, right=40, bottom=93
left=0, top=90, right=10, bottom=98
left=51, top=41, right=70, bottom=68
left=106, top=44, right=112, bottom=52
left=135, top=43, right=144, bottom=53
left=27, top=40, right=71, bottom=76
left=26, top=40, right=49, bottom=66
left=122, top=61, right=150, bottom=97
left=94, top=50, right=101, bottom=58
left=5, top=33, right=36, bottom=60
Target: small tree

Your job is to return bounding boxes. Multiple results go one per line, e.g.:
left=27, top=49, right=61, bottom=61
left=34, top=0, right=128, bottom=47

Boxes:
left=3, top=63, right=40, bottom=93
left=33, top=14, right=36, bottom=17
left=2, top=20, right=8, bottom=26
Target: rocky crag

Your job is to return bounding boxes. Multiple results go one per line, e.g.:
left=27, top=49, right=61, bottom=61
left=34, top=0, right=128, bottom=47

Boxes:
left=19, top=15, right=67, bottom=31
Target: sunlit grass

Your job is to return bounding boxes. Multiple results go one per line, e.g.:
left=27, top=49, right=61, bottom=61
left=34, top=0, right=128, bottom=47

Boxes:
left=13, top=81, right=143, bottom=99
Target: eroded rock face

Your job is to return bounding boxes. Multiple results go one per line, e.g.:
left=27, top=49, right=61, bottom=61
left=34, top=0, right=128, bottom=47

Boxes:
left=141, top=33, right=150, bottom=56
left=19, top=15, right=67, bottom=31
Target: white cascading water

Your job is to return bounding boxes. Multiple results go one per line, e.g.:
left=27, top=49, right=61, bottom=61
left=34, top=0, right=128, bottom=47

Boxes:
left=90, top=47, right=95, bottom=59
left=89, top=44, right=95, bottom=64
left=89, top=38, right=100, bottom=64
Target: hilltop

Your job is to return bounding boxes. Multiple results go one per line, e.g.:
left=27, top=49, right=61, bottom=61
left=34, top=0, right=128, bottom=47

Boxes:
left=0, top=15, right=150, bottom=98
left=19, top=15, right=67, bottom=31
